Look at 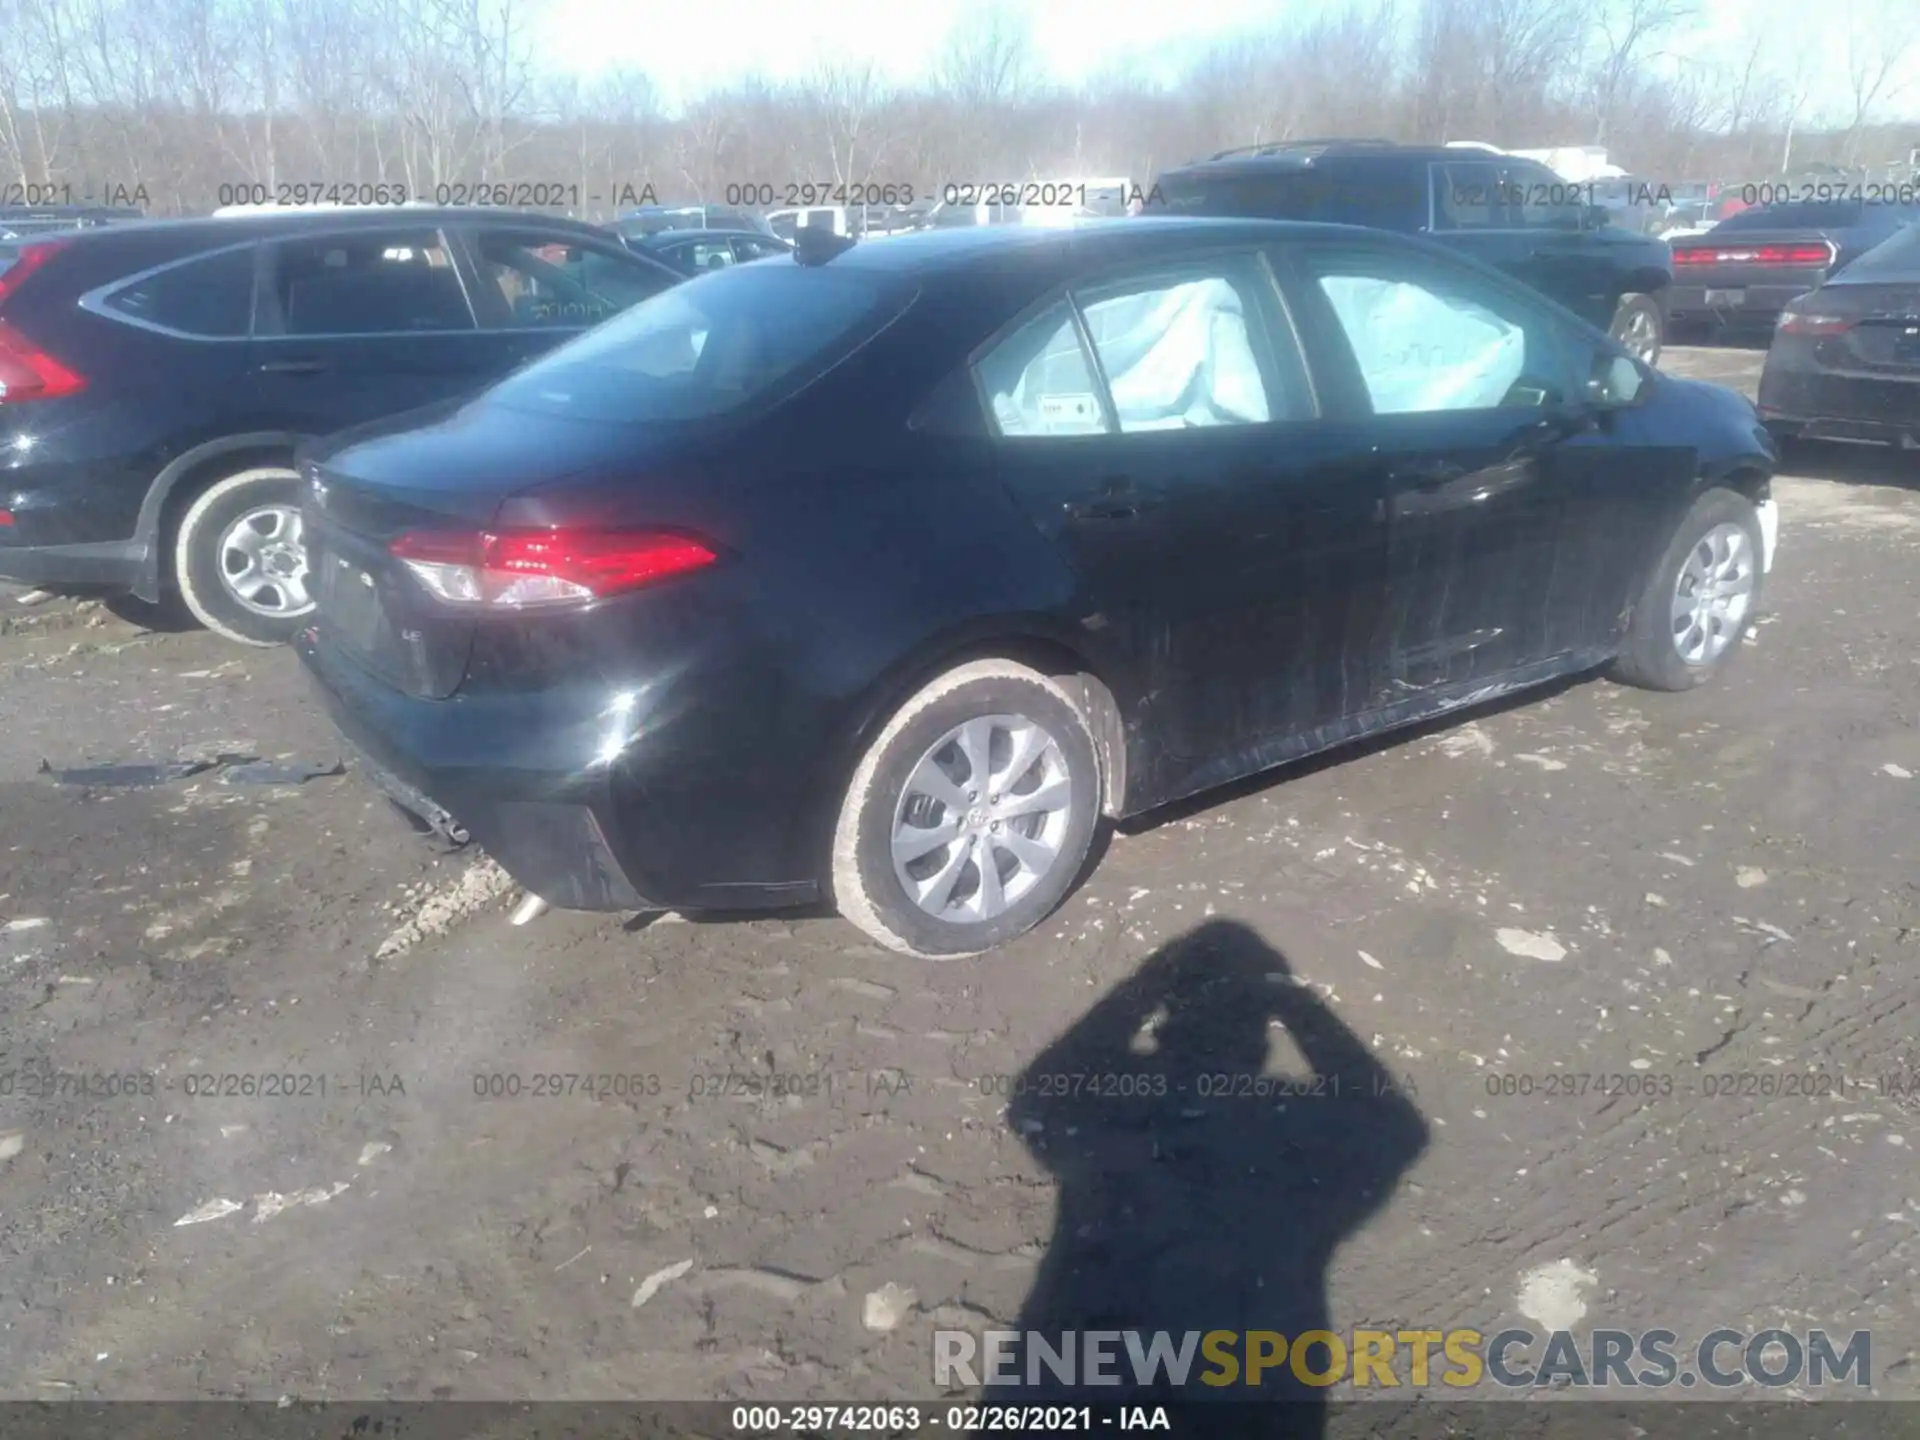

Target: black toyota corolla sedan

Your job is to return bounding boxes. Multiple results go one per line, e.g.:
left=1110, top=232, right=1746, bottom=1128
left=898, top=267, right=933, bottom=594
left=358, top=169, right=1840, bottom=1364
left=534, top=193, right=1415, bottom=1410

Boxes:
left=297, top=218, right=1781, bottom=959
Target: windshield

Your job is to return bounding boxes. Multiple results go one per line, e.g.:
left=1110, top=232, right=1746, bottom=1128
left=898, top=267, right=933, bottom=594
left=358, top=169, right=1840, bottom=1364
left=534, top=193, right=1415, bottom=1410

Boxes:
left=479, top=264, right=914, bottom=425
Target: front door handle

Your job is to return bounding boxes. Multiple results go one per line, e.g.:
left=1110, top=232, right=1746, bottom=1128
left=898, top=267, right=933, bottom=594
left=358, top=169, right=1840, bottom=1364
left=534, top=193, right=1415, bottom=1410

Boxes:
left=257, top=358, right=330, bottom=375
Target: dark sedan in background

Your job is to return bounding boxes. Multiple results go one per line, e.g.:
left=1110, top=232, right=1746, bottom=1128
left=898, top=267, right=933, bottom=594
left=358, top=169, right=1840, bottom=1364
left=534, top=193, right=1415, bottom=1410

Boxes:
left=1759, top=224, right=1920, bottom=449
left=1668, top=198, right=1920, bottom=338
left=297, top=218, right=1779, bottom=961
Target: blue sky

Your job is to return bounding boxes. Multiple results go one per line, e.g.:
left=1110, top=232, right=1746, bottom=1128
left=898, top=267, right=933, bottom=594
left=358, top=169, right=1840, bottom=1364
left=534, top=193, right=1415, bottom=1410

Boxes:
left=533, top=0, right=1920, bottom=123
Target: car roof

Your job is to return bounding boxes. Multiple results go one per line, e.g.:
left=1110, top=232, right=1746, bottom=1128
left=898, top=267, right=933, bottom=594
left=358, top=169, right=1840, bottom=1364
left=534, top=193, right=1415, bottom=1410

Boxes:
left=1162, top=142, right=1499, bottom=180
left=814, top=216, right=1376, bottom=276
left=34, top=207, right=616, bottom=251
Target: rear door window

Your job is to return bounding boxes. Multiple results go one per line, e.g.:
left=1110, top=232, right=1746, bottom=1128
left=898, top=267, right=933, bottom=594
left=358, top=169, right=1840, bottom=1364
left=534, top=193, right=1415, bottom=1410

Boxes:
left=479, top=265, right=912, bottom=424
left=975, top=304, right=1111, bottom=436
left=262, top=230, right=472, bottom=336
left=1433, top=162, right=1509, bottom=231
left=1507, top=162, right=1587, bottom=232
left=975, top=256, right=1310, bottom=437
left=101, top=245, right=257, bottom=337
left=1072, top=260, right=1307, bottom=429
left=467, top=229, right=677, bottom=328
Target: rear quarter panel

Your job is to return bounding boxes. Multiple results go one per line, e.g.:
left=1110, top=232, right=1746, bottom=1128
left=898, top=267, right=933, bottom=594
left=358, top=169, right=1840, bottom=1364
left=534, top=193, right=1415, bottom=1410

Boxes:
left=2, top=272, right=253, bottom=547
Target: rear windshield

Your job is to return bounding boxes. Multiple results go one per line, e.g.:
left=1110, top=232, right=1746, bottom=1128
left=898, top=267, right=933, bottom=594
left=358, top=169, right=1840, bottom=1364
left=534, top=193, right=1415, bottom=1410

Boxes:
left=1835, top=223, right=1920, bottom=280
left=1715, top=201, right=1865, bottom=230
left=480, top=264, right=913, bottom=424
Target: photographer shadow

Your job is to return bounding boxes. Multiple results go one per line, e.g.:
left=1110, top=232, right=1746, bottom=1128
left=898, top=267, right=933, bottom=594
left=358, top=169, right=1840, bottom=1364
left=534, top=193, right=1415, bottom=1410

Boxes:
left=994, top=919, right=1429, bottom=1439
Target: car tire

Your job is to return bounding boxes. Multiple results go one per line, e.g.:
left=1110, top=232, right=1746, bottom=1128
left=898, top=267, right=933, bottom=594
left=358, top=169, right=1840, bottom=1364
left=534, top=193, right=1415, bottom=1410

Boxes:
left=831, top=659, right=1102, bottom=959
left=1610, top=486, right=1765, bottom=693
left=174, top=467, right=314, bottom=647
left=1610, top=293, right=1664, bottom=367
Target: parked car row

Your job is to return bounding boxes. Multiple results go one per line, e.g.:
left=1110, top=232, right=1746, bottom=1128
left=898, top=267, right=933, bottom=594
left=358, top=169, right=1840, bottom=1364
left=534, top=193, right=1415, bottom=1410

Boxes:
left=0, top=178, right=1799, bottom=957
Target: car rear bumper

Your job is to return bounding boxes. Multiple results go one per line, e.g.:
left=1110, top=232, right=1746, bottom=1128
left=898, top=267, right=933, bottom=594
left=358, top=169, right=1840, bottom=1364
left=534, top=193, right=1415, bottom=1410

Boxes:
left=1762, top=412, right=1920, bottom=448
left=1666, top=283, right=1811, bottom=328
left=295, top=628, right=821, bottom=914
left=1758, top=366, right=1920, bottom=449
left=0, top=536, right=145, bottom=590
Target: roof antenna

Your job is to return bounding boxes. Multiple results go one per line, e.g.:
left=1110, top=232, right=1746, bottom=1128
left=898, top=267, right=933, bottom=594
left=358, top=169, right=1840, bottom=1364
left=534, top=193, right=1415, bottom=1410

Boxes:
left=794, top=226, right=857, bottom=266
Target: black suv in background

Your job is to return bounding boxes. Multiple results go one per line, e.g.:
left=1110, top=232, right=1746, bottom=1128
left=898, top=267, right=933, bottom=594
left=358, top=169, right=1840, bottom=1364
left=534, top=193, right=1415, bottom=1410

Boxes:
left=1154, top=140, right=1675, bottom=364
left=0, top=207, right=683, bottom=644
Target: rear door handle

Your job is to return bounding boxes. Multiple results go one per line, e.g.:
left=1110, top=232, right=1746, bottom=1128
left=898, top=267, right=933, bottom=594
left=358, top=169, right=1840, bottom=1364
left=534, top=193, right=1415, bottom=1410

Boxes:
left=256, top=358, right=330, bottom=375
left=1064, top=491, right=1164, bottom=522
left=1390, top=461, right=1467, bottom=492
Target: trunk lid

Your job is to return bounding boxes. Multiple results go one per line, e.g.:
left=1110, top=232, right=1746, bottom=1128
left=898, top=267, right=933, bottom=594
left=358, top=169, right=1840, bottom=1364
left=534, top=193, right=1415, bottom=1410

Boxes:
left=304, top=398, right=659, bottom=699
left=1795, top=281, right=1920, bottom=374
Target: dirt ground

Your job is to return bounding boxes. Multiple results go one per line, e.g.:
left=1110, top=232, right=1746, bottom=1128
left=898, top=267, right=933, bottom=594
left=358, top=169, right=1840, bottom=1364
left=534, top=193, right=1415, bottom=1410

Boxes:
left=2, top=346, right=1918, bottom=1407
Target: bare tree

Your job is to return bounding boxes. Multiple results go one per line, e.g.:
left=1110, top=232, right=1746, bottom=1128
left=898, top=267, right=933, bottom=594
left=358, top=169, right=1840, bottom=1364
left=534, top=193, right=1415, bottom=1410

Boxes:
left=799, top=59, right=895, bottom=189
left=0, top=0, right=1912, bottom=219
left=1589, top=0, right=1696, bottom=143
left=1835, top=0, right=1920, bottom=164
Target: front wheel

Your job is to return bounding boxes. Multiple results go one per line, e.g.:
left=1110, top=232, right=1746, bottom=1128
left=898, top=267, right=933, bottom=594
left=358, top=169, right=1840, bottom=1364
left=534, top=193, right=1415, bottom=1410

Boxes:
left=1611, top=486, right=1764, bottom=692
left=174, top=467, right=314, bottom=647
left=1610, top=293, right=1664, bottom=368
left=831, top=659, right=1102, bottom=959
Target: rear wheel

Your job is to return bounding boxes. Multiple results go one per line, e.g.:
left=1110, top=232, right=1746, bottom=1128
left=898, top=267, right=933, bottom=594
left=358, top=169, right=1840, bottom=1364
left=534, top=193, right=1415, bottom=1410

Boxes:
left=1610, top=293, right=1664, bottom=367
left=174, top=467, right=313, bottom=647
left=831, top=660, right=1101, bottom=959
left=1611, top=486, right=1763, bottom=692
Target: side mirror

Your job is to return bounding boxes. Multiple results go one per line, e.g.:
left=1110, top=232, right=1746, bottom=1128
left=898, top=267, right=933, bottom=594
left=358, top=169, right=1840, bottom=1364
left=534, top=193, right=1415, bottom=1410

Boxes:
left=1584, top=203, right=1612, bottom=231
left=1585, top=350, right=1647, bottom=409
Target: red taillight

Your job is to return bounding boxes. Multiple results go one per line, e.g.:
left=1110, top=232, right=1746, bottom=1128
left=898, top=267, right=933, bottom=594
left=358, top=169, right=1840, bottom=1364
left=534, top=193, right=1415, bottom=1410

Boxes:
left=390, top=526, right=718, bottom=609
left=0, top=509, right=13, bottom=526
left=0, top=239, right=69, bottom=309
left=0, top=319, right=85, bottom=401
left=1777, top=309, right=1853, bottom=336
left=1673, top=242, right=1835, bottom=268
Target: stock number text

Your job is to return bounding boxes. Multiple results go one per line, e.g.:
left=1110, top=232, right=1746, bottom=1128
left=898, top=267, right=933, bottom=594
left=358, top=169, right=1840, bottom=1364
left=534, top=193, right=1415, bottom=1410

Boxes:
left=1744, top=181, right=1919, bottom=207
left=725, top=182, right=914, bottom=208
left=217, top=181, right=411, bottom=207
